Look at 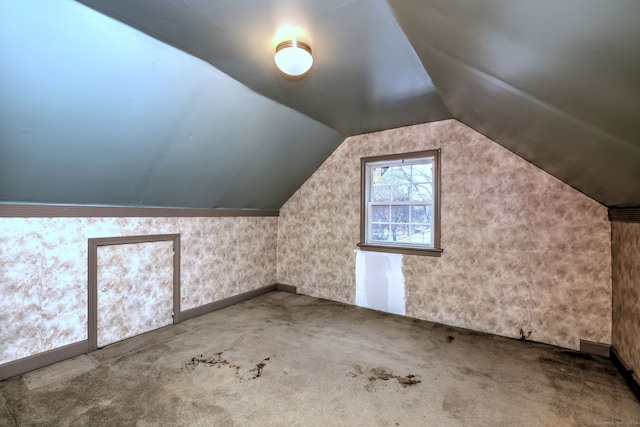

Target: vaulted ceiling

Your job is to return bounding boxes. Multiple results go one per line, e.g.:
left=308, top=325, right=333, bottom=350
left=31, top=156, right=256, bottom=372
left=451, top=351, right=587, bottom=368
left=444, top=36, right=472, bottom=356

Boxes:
left=1, top=0, right=639, bottom=209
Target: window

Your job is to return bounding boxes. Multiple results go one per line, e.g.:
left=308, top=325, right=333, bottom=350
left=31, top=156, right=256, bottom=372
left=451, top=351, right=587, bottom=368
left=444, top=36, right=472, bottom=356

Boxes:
left=358, top=150, right=442, bottom=257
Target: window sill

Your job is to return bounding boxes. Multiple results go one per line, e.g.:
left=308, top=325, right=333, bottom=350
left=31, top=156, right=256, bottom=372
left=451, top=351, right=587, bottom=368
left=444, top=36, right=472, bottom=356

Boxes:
left=357, top=243, right=443, bottom=257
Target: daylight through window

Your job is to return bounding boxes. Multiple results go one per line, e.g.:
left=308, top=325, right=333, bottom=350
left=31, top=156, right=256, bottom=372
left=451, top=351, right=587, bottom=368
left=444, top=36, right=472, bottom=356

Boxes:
left=359, top=150, right=442, bottom=256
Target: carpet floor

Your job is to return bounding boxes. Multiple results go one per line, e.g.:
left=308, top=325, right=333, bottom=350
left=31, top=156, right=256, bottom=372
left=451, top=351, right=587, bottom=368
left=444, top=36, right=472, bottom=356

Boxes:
left=1, top=291, right=639, bottom=426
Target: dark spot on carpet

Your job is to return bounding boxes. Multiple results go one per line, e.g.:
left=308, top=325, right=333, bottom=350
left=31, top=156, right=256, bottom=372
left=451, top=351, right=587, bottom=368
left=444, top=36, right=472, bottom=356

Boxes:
left=184, top=349, right=242, bottom=378
left=397, top=374, right=420, bottom=386
left=250, top=357, right=271, bottom=379
left=362, top=368, right=421, bottom=391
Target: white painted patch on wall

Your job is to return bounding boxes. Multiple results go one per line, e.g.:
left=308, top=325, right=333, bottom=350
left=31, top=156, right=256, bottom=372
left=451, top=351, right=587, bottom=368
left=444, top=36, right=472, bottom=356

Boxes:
left=355, top=250, right=405, bottom=315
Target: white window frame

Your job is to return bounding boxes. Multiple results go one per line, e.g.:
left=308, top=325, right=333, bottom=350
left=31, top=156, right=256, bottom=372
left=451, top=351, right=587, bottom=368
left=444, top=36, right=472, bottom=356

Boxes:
left=358, top=150, right=442, bottom=257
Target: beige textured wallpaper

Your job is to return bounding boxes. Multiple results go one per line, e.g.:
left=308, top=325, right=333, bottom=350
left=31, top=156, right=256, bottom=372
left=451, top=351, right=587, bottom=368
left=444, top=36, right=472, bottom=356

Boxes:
left=97, top=241, right=175, bottom=347
left=278, top=119, right=611, bottom=350
left=0, top=216, right=277, bottom=365
left=611, top=221, right=640, bottom=374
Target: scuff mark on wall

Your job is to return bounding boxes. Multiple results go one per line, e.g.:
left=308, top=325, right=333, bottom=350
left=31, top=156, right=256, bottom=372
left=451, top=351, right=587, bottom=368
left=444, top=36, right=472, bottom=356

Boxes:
left=355, top=250, right=405, bottom=315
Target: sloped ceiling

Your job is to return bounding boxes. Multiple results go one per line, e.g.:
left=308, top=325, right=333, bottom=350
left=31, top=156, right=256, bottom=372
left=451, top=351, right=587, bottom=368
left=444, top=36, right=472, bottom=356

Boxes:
left=1, top=0, right=639, bottom=209
left=388, top=0, right=640, bottom=208
left=75, top=0, right=451, bottom=136
left=0, top=1, right=345, bottom=209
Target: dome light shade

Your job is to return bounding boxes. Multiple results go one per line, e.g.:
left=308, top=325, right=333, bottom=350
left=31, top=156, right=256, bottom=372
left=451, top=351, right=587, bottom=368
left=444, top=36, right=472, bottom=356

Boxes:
left=274, top=40, right=313, bottom=76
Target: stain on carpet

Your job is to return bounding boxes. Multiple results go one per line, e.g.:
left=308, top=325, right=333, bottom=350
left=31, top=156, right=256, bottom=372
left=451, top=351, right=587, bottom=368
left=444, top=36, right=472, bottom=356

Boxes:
left=250, top=357, right=271, bottom=379
left=184, top=349, right=240, bottom=378
left=184, top=349, right=271, bottom=382
left=353, top=367, right=421, bottom=391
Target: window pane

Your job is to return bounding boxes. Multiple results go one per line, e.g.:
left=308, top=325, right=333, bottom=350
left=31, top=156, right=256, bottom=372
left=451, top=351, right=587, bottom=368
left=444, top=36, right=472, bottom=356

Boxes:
left=390, top=224, right=409, bottom=242
left=371, top=205, right=389, bottom=222
left=412, top=163, right=432, bottom=182
left=379, top=166, right=396, bottom=184
left=390, top=205, right=409, bottom=223
left=371, top=224, right=390, bottom=242
left=392, top=185, right=410, bottom=201
left=372, top=166, right=384, bottom=184
left=409, top=225, right=431, bottom=245
left=372, top=185, right=392, bottom=202
left=411, top=205, right=430, bottom=223
left=410, top=183, right=432, bottom=201
left=381, top=166, right=404, bottom=184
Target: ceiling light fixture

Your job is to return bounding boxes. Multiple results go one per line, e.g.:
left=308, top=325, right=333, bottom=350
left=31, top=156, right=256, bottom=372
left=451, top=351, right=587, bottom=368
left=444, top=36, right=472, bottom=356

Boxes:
left=274, top=40, right=313, bottom=76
